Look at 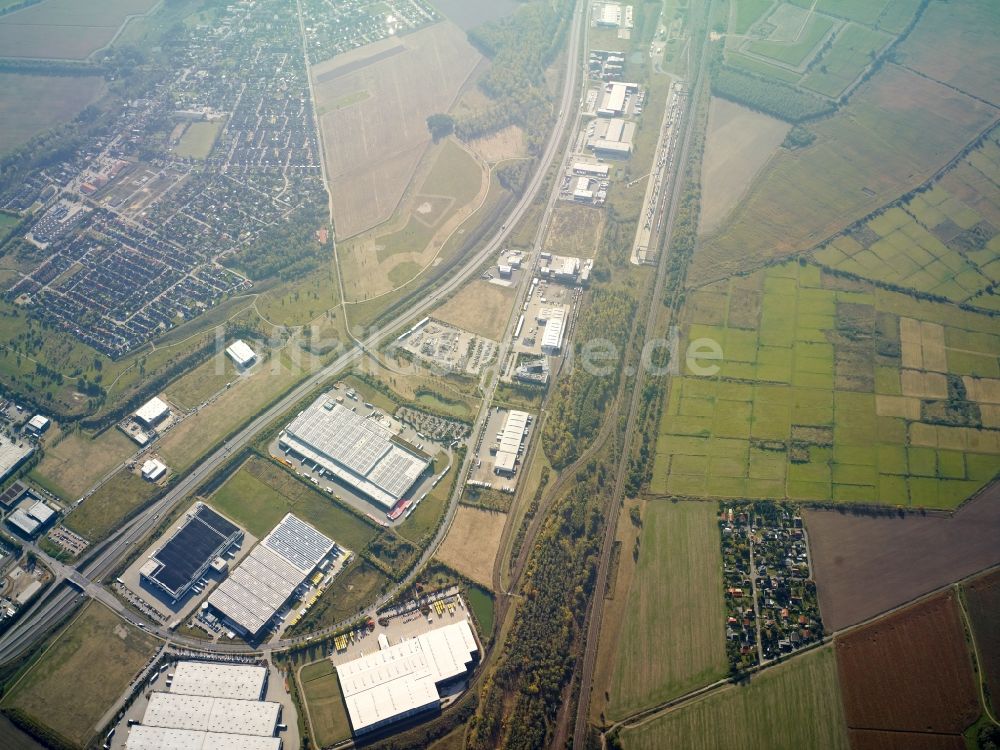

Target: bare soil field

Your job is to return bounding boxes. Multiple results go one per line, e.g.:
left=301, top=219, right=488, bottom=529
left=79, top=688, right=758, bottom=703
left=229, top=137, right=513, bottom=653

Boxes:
left=313, top=22, right=481, bottom=238
left=699, top=97, right=790, bottom=235
left=433, top=279, right=516, bottom=341
left=803, top=482, right=1000, bottom=631
left=0, top=0, right=156, bottom=59
left=848, top=730, right=965, bottom=750
left=962, top=567, right=1000, bottom=716
left=435, top=505, right=505, bottom=588
left=835, top=591, right=979, bottom=735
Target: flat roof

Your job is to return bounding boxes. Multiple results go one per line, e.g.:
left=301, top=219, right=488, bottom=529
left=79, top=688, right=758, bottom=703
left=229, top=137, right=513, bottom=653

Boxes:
left=27, top=500, right=55, bottom=524
left=0, top=481, right=28, bottom=508
left=27, top=415, right=49, bottom=430
left=135, top=396, right=170, bottom=425
left=226, top=339, right=257, bottom=366
left=143, top=692, right=280, bottom=736
left=169, top=662, right=267, bottom=701
left=0, top=434, right=33, bottom=481
left=281, top=398, right=429, bottom=508
left=5, top=508, right=39, bottom=535
left=338, top=620, right=478, bottom=735
left=602, top=84, right=627, bottom=113
left=573, top=162, right=609, bottom=175
left=125, top=725, right=281, bottom=750
left=542, top=307, right=567, bottom=351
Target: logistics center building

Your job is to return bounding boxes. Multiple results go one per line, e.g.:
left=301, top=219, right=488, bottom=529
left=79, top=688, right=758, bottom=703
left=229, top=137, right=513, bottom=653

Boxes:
left=278, top=396, right=430, bottom=509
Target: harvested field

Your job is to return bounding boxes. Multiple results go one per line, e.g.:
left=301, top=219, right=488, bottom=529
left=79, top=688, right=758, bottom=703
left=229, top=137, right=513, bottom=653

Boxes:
left=541, top=203, right=606, bottom=259
left=849, top=730, right=964, bottom=750
left=313, top=22, right=481, bottom=238
left=0, top=0, right=156, bottom=59
left=699, top=97, right=790, bottom=234
left=435, top=505, right=505, bottom=589
left=0, top=74, right=105, bottom=155
left=804, top=482, right=1000, bottom=631
left=432, top=279, right=516, bottom=341
left=962, top=567, right=1000, bottom=716
left=619, top=646, right=848, bottom=750
left=835, top=591, right=979, bottom=735
left=467, top=126, right=528, bottom=164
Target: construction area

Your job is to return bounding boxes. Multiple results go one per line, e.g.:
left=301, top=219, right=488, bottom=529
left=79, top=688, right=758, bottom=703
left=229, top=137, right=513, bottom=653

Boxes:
left=396, top=318, right=498, bottom=376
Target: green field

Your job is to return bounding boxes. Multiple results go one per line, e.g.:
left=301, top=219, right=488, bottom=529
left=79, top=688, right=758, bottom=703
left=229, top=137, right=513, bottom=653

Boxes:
left=209, top=456, right=378, bottom=552
left=606, top=501, right=727, bottom=720
left=299, top=660, right=352, bottom=747
left=31, top=426, right=136, bottom=500
left=63, top=467, right=157, bottom=541
left=0, top=73, right=105, bottom=155
left=0, top=211, right=18, bottom=241
left=465, top=583, right=495, bottom=635
left=164, top=352, right=238, bottom=409
left=396, top=451, right=456, bottom=542
left=746, top=13, right=835, bottom=68
left=789, top=0, right=891, bottom=26
left=652, top=261, right=1000, bottom=508
left=730, top=0, right=773, bottom=34
left=174, top=120, right=223, bottom=159
left=2, top=602, right=159, bottom=748
left=618, top=647, right=849, bottom=750
left=801, top=23, right=891, bottom=97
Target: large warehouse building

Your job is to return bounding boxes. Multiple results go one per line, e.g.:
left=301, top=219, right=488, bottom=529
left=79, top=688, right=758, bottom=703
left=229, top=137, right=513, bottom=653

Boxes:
left=588, top=117, right=636, bottom=158
left=135, top=396, right=170, bottom=428
left=337, top=619, right=479, bottom=736
left=140, top=503, right=243, bottom=603
left=125, top=661, right=282, bottom=750
left=494, top=410, right=530, bottom=476
left=208, top=513, right=337, bottom=639
left=278, top=396, right=430, bottom=509
left=540, top=306, right=568, bottom=354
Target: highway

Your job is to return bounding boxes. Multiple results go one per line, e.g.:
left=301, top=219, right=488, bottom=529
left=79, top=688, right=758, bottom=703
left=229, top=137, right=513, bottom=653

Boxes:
left=0, top=0, right=589, bottom=666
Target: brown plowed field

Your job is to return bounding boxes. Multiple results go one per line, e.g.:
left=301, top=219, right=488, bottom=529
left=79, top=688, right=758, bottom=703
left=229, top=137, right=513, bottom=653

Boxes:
left=804, top=482, right=1000, bottom=631
left=962, top=567, right=1000, bottom=716
left=849, top=730, right=965, bottom=750
left=836, top=591, right=979, bottom=735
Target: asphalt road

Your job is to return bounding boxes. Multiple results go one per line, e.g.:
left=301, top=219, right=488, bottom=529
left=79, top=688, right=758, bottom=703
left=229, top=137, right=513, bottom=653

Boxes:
left=0, top=0, right=589, bottom=666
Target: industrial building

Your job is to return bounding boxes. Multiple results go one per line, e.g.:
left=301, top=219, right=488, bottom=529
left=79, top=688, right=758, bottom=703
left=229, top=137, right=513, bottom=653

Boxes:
left=573, top=176, right=594, bottom=202
left=5, top=499, right=56, bottom=538
left=140, top=503, right=243, bottom=603
left=595, top=2, right=634, bottom=29
left=226, top=339, right=258, bottom=369
left=278, top=396, right=430, bottom=509
left=539, top=307, right=568, bottom=355
left=208, top=513, right=337, bottom=639
left=142, top=458, right=168, bottom=481
left=135, top=396, right=170, bottom=428
left=337, top=619, right=479, bottom=736
left=573, top=162, right=610, bottom=178
left=0, top=434, right=34, bottom=484
left=25, top=414, right=49, bottom=435
left=493, top=410, right=530, bottom=475
left=588, top=117, right=636, bottom=158
left=125, top=661, right=281, bottom=750
left=597, top=82, right=639, bottom=117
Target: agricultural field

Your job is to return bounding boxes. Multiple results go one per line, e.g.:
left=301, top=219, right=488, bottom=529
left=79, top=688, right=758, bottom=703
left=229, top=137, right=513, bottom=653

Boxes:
left=804, top=482, right=1000, bottom=631
left=299, top=660, right=351, bottom=748
left=617, top=646, right=848, bottom=750
left=1, top=601, right=159, bottom=748
left=31, top=425, right=136, bottom=500
left=744, top=7, right=835, bottom=68
left=0, top=74, right=106, bottom=156
left=435, top=505, right=506, bottom=589
left=835, top=591, right=980, bottom=739
left=696, top=65, right=997, bottom=281
left=699, top=97, right=790, bottom=234
left=601, top=501, right=727, bottom=721
left=0, top=0, right=156, bottom=59
left=173, top=120, right=223, bottom=159
left=338, top=137, right=487, bottom=302
left=312, top=21, right=481, bottom=238
left=652, top=260, right=1000, bottom=507
left=432, top=279, right=517, bottom=341
left=962, top=568, right=1000, bottom=716
left=541, top=204, right=606, bottom=259
left=800, top=24, right=892, bottom=98
left=811, top=129, right=1000, bottom=309
left=62, top=466, right=157, bottom=542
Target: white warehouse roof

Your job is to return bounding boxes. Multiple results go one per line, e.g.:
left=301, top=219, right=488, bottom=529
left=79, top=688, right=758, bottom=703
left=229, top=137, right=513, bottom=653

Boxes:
left=125, top=725, right=281, bottom=750
left=226, top=339, right=257, bottom=367
left=168, top=662, right=268, bottom=701
left=142, top=692, right=280, bottom=736
left=142, top=459, right=168, bottom=481
left=541, top=307, right=567, bottom=353
left=338, top=619, right=479, bottom=735
left=135, top=396, right=170, bottom=426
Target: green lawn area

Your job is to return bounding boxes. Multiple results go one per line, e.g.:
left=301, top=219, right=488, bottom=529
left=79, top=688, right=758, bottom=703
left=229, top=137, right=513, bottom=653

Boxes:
left=174, top=120, right=223, bottom=159
left=63, top=467, right=156, bottom=542
left=397, top=451, right=456, bottom=543
left=746, top=13, right=835, bottom=68
left=618, top=647, right=849, bottom=750
left=607, top=501, right=728, bottom=721
left=801, top=24, right=891, bottom=97
left=299, top=660, right=352, bottom=747
left=0, top=211, right=18, bottom=241
left=465, top=583, right=495, bottom=636
left=2, top=601, right=159, bottom=748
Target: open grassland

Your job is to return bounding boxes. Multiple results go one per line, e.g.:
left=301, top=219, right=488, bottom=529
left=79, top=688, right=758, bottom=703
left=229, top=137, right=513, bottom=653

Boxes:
left=962, top=568, right=1000, bottom=716
left=804, top=483, right=1000, bottom=631
left=397, top=452, right=459, bottom=543
left=605, top=501, right=727, bottom=721
left=541, top=203, right=606, bottom=259
left=254, top=267, right=341, bottom=327
left=289, top=560, right=389, bottom=634
left=744, top=9, right=835, bottom=68
left=209, top=456, right=378, bottom=552
left=2, top=601, right=159, bottom=748
left=618, top=646, right=848, bottom=750
left=651, top=261, right=1000, bottom=508
left=164, top=352, right=238, bottom=410
left=313, top=22, right=481, bottom=238
left=174, top=120, right=223, bottom=159
left=801, top=24, right=892, bottom=98
left=31, top=425, right=136, bottom=500
left=729, top=0, right=773, bottom=35
left=63, top=467, right=156, bottom=542
left=695, top=65, right=997, bottom=282
left=811, top=129, right=1000, bottom=309
left=699, top=97, right=790, bottom=234
left=436, top=505, right=506, bottom=589
left=836, top=591, right=979, bottom=736
left=432, top=279, right=516, bottom=341
left=0, top=74, right=106, bottom=155
left=0, top=0, right=156, bottom=59
left=299, top=660, right=351, bottom=748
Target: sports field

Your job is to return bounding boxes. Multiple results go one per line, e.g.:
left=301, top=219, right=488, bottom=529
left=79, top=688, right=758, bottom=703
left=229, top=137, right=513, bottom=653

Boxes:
left=436, top=505, right=506, bottom=588
left=31, top=425, right=136, bottom=500
left=299, top=660, right=351, bottom=748
left=1, top=601, right=159, bottom=748
left=63, top=467, right=156, bottom=541
left=618, top=646, right=848, bottom=750
left=604, top=501, right=727, bottom=721
left=0, top=0, right=156, bottom=59
left=0, top=73, right=105, bottom=155
left=174, top=120, right=223, bottom=159
left=651, top=261, right=1000, bottom=508
left=313, top=22, right=481, bottom=238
